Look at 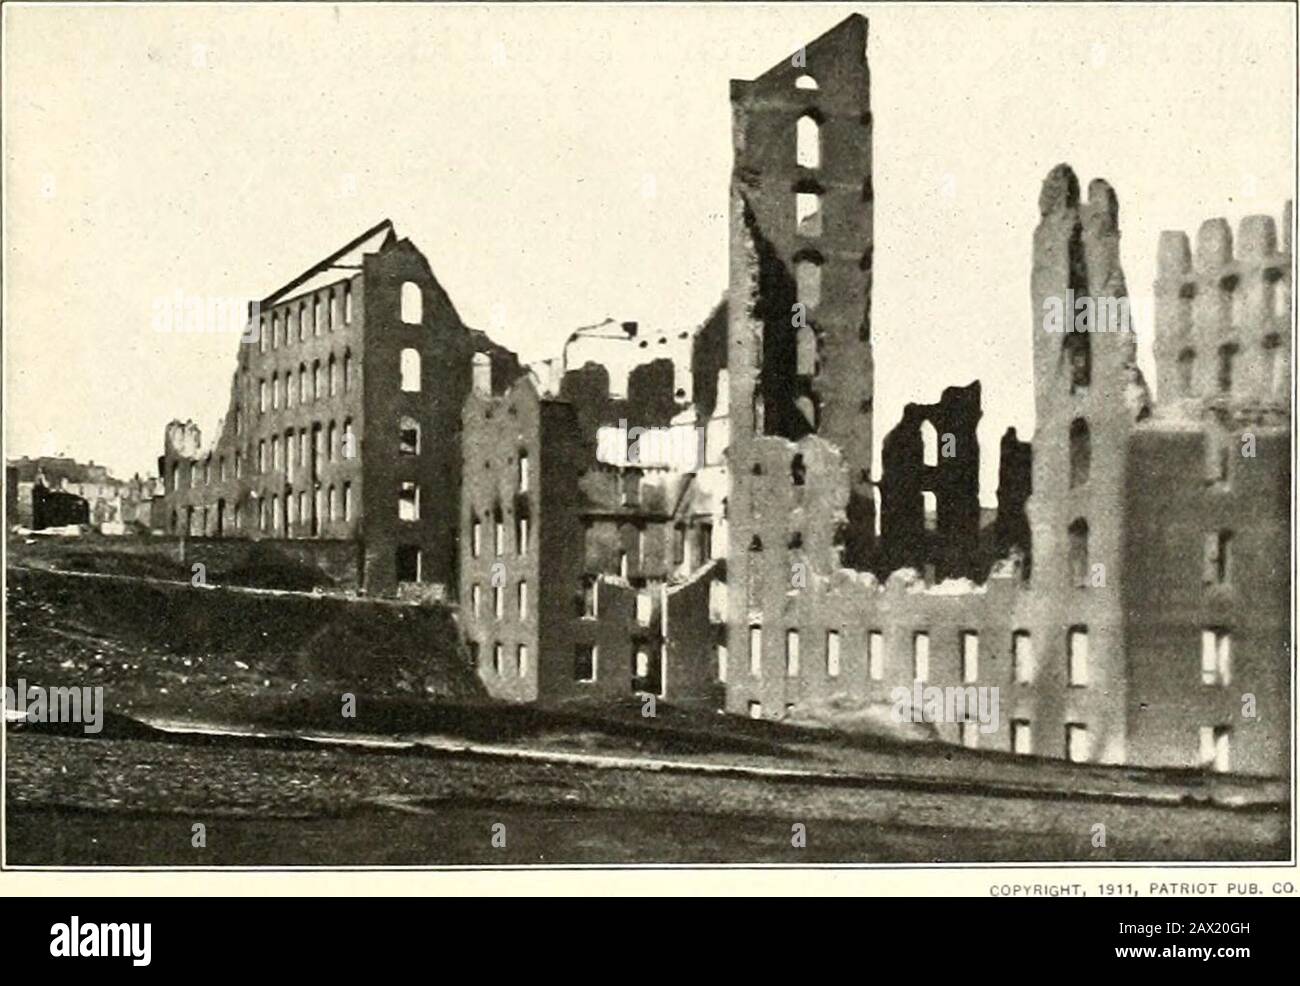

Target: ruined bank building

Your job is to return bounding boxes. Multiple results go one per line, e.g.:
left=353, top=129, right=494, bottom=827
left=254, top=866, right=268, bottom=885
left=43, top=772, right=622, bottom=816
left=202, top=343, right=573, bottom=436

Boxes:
left=155, top=15, right=1291, bottom=775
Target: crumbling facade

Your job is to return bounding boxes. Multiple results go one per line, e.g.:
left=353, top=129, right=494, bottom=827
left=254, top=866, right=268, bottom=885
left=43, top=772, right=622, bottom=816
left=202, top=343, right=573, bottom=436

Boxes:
left=154, top=220, right=522, bottom=597
left=151, top=15, right=1290, bottom=775
left=714, top=15, right=1290, bottom=775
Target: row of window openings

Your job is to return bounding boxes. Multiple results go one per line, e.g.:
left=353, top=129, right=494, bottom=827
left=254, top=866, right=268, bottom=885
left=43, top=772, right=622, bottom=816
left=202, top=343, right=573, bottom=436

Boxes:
left=256, top=353, right=353, bottom=414
left=1174, top=336, right=1285, bottom=398
left=470, top=580, right=529, bottom=622
left=568, top=645, right=666, bottom=691
left=470, top=512, right=531, bottom=558
left=255, top=279, right=427, bottom=354
left=473, top=641, right=531, bottom=680
left=255, top=346, right=425, bottom=414
left=257, top=282, right=353, bottom=354
left=731, top=626, right=1233, bottom=688
left=1173, top=271, right=1289, bottom=321
left=247, top=421, right=357, bottom=479
left=170, top=418, right=356, bottom=491
left=1066, top=519, right=1234, bottom=587
left=174, top=483, right=356, bottom=535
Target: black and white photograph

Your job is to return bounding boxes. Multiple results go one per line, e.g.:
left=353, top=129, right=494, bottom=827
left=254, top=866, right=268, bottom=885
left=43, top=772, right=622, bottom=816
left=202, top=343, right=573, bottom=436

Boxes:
left=1, top=0, right=1295, bottom=896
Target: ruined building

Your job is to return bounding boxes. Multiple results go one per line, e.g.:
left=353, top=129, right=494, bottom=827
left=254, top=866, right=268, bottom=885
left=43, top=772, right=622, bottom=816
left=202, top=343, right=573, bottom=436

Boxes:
left=154, top=15, right=1290, bottom=775
left=154, top=220, right=522, bottom=596
left=716, top=15, right=1289, bottom=775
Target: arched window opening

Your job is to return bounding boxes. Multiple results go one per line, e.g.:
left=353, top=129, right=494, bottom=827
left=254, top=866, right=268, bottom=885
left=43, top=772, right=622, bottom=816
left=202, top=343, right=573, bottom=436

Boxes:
left=922, top=491, right=938, bottom=532
left=400, top=348, right=421, bottom=392
left=796, top=113, right=821, bottom=169
left=794, top=74, right=818, bottom=90
left=400, top=282, right=422, bottom=324
left=920, top=420, right=938, bottom=467
left=794, top=255, right=822, bottom=309
left=795, top=192, right=822, bottom=237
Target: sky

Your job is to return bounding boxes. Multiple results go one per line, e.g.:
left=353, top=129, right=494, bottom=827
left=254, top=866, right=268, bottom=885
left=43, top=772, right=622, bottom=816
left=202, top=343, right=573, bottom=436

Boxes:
left=3, top=2, right=1294, bottom=500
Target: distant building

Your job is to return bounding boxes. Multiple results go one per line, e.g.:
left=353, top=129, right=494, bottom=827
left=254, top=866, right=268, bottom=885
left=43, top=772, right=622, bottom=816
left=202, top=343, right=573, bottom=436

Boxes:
left=6, top=455, right=159, bottom=532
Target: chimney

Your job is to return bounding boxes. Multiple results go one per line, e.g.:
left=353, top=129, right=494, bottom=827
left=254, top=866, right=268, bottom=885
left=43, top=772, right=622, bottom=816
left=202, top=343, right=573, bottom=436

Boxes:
left=621, top=321, right=638, bottom=338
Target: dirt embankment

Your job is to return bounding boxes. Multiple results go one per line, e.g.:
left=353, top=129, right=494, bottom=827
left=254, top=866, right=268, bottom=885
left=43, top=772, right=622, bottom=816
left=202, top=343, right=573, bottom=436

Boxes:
left=5, top=564, right=488, bottom=723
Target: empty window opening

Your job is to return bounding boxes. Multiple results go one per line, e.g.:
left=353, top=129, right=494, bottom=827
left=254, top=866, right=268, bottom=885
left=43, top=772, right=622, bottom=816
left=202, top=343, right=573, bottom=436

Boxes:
left=868, top=630, right=884, bottom=680
left=698, top=523, right=713, bottom=562
left=517, top=580, right=528, bottom=620
left=471, top=584, right=481, bottom=617
left=471, top=517, right=482, bottom=557
left=1069, top=418, right=1090, bottom=488
left=1217, top=343, right=1238, bottom=394
left=400, top=348, right=421, bottom=392
left=1012, top=719, right=1033, bottom=755
left=1203, top=529, right=1232, bottom=585
left=796, top=113, right=821, bottom=168
left=1066, top=723, right=1090, bottom=763
left=1068, top=518, right=1089, bottom=587
left=581, top=577, right=598, bottom=618
left=794, top=73, right=818, bottom=90
left=493, top=584, right=503, bottom=619
left=785, top=629, right=800, bottom=677
left=716, top=644, right=728, bottom=683
left=493, top=643, right=503, bottom=676
left=575, top=644, right=597, bottom=682
left=961, top=631, right=979, bottom=683
left=343, top=483, right=353, bottom=522
left=825, top=630, right=841, bottom=678
left=1199, top=725, right=1231, bottom=773
left=399, top=482, right=420, bottom=521
left=796, top=192, right=822, bottom=237
left=920, top=420, right=938, bottom=466
left=913, top=632, right=930, bottom=682
left=518, top=451, right=530, bottom=492
left=493, top=509, right=504, bottom=555
left=1068, top=626, right=1089, bottom=686
left=794, top=256, right=822, bottom=309
left=1262, top=333, right=1283, bottom=397
left=749, top=625, right=763, bottom=678
left=516, top=514, right=529, bottom=554
left=1200, top=628, right=1231, bottom=686
left=1064, top=333, right=1091, bottom=393
left=922, top=491, right=938, bottom=532
left=791, top=454, right=807, bottom=486
left=748, top=701, right=764, bottom=720
left=1012, top=630, right=1034, bottom=684
left=400, top=282, right=422, bottom=324
left=517, top=644, right=529, bottom=678
left=399, top=416, right=421, bottom=456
